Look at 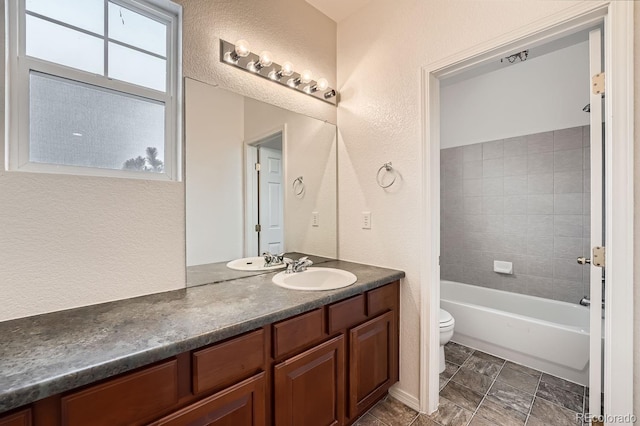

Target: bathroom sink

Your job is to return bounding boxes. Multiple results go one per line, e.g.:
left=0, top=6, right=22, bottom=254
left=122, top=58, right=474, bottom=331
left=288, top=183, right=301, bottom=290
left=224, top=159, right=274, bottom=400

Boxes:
left=272, top=267, right=357, bottom=291
left=226, top=257, right=286, bottom=271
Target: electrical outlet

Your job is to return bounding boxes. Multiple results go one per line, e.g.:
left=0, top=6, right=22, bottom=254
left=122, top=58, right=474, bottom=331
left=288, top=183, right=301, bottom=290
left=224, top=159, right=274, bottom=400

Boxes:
left=362, top=211, right=371, bottom=229
left=312, top=212, right=319, bottom=227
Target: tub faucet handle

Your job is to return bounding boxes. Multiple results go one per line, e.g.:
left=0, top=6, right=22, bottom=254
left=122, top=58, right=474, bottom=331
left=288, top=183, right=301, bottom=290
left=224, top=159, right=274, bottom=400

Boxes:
left=577, top=257, right=591, bottom=265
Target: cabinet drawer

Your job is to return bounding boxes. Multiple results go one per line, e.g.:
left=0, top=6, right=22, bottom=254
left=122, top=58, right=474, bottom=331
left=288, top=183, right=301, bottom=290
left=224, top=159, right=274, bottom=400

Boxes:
left=273, top=309, right=324, bottom=359
left=327, top=294, right=367, bottom=333
left=149, top=373, right=266, bottom=426
left=0, top=409, right=31, bottom=426
left=367, top=282, right=398, bottom=317
left=192, top=329, right=265, bottom=394
left=61, top=360, right=178, bottom=426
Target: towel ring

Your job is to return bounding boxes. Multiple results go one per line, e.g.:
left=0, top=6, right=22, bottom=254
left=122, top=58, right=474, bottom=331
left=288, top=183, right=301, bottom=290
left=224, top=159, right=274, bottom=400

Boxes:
left=293, top=176, right=305, bottom=197
left=376, top=162, right=396, bottom=188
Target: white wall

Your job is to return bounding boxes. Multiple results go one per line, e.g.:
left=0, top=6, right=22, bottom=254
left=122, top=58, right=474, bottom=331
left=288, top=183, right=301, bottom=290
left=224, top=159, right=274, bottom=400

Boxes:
left=441, top=41, right=590, bottom=148
left=244, top=98, right=338, bottom=258
left=634, top=3, right=640, bottom=418
left=0, top=0, right=337, bottom=322
left=185, top=79, right=244, bottom=266
left=336, top=0, right=592, bottom=406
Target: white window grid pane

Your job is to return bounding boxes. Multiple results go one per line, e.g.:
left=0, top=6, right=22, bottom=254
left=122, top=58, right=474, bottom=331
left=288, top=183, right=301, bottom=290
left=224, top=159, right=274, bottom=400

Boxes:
left=8, top=0, right=181, bottom=180
left=24, top=0, right=171, bottom=93
left=26, top=0, right=104, bottom=35
left=108, top=2, right=167, bottom=57
left=108, top=42, right=166, bottom=92
left=26, top=15, right=104, bottom=75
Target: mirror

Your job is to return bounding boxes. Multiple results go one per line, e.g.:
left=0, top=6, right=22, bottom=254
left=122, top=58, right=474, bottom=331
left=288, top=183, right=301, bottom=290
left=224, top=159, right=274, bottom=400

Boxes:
left=185, top=78, right=337, bottom=286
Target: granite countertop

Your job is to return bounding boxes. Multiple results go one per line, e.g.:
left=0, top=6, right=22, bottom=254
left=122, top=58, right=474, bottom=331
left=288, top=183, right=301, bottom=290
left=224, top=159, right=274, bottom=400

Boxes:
left=0, top=260, right=404, bottom=413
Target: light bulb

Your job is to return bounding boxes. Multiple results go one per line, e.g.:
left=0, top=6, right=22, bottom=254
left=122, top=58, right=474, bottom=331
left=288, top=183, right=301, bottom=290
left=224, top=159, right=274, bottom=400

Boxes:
left=259, top=51, right=273, bottom=67
left=316, top=78, right=329, bottom=91
left=235, top=39, right=250, bottom=57
left=281, top=61, right=294, bottom=77
left=300, top=70, right=313, bottom=84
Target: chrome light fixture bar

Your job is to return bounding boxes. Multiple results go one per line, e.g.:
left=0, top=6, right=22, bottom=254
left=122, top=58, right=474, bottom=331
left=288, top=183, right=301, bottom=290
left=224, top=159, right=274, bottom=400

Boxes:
left=219, top=39, right=338, bottom=106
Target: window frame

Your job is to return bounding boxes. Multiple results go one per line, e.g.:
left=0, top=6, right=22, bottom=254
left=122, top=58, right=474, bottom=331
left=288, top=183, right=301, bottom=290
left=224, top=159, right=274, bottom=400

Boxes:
left=6, top=0, right=183, bottom=181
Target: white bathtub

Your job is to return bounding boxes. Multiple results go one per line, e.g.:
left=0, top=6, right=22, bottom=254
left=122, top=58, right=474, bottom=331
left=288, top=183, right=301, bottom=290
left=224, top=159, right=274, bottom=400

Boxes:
left=441, top=280, right=596, bottom=386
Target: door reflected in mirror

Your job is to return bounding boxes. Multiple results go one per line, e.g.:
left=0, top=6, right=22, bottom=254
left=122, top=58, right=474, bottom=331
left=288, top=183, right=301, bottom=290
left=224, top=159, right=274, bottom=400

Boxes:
left=185, top=78, right=337, bottom=286
left=246, top=131, right=284, bottom=256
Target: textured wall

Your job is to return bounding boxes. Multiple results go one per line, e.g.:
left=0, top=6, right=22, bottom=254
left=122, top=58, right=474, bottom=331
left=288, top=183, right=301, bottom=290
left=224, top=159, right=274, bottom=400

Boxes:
left=0, top=1, right=185, bottom=322
left=441, top=126, right=590, bottom=303
left=1, top=0, right=337, bottom=322
left=441, top=41, right=589, bottom=148
left=337, top=0, right=590, bottom=406
left=175, top=0, right=337, bottom=124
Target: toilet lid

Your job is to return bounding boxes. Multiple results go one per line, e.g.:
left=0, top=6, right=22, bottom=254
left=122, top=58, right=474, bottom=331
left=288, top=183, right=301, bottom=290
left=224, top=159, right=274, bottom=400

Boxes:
left=439, top=309, right=453, bottom=324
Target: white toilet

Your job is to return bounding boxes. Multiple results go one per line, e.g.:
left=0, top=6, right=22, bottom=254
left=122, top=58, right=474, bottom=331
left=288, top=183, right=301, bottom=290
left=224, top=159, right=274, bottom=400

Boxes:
left=439, top=309, right=455, bottom=373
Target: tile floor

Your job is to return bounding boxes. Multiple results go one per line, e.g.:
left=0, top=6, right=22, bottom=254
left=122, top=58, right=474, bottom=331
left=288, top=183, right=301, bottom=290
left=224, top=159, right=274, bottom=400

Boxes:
left=354, top=342, right=591, bottom=426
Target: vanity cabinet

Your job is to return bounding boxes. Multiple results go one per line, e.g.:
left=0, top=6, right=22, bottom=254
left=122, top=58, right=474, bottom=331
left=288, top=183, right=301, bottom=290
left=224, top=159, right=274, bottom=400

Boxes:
left=1, top=280, right=399, bottom=426
left=274, top=336, right=345, bottom=426
left=349, top=311, right=396, bottom=417
left=0, top=409, right=31, bottom=426
left=61, top=360, right=179, bottom=426
left=149, top=373, right=266, bottom=426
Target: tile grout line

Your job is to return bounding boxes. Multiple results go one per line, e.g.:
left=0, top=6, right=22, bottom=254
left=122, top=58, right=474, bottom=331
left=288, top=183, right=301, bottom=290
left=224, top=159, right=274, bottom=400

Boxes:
left=524, top=372, right=543, bottom=425
left=532, top=377, right=587, bottom=425
left=364, top=396, right=393, bottom=426
left=464, top=356, right=507, bottom=426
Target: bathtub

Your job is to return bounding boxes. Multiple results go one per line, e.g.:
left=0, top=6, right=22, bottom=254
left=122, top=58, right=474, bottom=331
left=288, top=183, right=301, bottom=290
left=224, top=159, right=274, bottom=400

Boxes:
left=441, top=280, right=597, bottom=386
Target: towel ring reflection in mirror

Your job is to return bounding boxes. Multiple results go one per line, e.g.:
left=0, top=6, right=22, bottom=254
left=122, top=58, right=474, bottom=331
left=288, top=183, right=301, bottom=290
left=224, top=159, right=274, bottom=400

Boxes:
left=293, top=176, right=305, bottom=197
left=376, top=162, right=396, bottom=188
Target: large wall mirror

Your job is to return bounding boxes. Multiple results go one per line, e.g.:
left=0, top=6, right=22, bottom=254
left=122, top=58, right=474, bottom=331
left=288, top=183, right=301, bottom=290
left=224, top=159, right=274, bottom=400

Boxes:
left=185, top=78, right=337, bottom=286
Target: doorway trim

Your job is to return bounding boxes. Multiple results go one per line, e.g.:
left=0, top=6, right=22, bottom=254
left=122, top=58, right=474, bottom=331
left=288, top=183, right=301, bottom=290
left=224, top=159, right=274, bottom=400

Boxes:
left=419, top=1, right=634, bottom=417
left=243, top=124, right=288, bottom=257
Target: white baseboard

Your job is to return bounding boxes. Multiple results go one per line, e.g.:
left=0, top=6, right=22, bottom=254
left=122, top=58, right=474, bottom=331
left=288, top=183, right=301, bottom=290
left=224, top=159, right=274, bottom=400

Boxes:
left=388, top=385, right=421, bottom=412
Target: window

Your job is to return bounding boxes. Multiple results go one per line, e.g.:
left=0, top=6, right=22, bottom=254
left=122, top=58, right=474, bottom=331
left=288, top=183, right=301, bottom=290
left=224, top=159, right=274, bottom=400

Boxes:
left=6, top=0, right=182, bottom=180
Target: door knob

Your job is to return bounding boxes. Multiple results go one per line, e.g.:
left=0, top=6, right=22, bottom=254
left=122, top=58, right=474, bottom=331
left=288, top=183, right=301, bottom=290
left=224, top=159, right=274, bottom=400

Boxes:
left=577, top=257, right=591, bottom=265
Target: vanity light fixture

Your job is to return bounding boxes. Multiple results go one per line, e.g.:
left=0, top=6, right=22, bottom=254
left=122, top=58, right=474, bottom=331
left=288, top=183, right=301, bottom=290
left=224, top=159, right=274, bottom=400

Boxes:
left=223, top=39, right=251, bottom=63
left=268, top=61, right=295, bottom=81
left=219, top=39, right=338, bottom=105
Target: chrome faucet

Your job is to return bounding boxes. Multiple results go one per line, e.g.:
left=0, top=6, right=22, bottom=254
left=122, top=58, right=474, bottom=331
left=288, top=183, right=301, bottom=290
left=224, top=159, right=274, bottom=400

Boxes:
left=263, top=252, right=285, bottom=267
left=284, top=256, right=313, bottom=273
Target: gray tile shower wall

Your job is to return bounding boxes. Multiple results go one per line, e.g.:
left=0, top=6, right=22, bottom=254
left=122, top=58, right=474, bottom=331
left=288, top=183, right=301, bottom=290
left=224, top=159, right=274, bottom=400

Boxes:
left=440, top=126, right=590, bottom=303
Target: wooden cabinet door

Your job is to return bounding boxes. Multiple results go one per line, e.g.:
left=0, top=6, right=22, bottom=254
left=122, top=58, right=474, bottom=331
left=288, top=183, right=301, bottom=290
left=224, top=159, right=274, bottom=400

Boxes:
left=0, top=409, right=31, bottom=426
left=274, top=335, right=345, bottom=426
left=349, top=311, right=397, bottom=417
left=149, top=373, right=266, bottom=426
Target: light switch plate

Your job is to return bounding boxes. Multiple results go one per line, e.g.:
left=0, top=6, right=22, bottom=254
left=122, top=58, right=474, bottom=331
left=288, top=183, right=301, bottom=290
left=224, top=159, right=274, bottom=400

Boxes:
left=362, top=212, right=371, bottom=229
left=312, top=212, right=319, bottom=227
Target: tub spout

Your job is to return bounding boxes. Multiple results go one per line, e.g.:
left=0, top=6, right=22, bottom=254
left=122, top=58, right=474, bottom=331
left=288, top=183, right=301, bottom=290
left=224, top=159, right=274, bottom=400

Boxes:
left=579, top=296, right=605, bottom=310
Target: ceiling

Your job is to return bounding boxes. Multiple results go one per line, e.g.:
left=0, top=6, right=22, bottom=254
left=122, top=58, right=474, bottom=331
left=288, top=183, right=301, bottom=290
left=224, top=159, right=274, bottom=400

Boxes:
left=305, top=0, right=372, bottom=22
left=441, top=27, right=596, bottom=86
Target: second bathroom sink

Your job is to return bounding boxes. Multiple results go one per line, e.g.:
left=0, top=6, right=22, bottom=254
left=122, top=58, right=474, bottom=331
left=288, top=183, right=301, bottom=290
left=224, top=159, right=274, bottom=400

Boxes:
left=226, top=257, right=286, bottom=271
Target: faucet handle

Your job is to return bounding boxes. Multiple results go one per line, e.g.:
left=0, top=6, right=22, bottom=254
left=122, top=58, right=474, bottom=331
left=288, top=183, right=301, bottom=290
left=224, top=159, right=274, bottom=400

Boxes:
left=283, top=257, right=294, bottom=273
